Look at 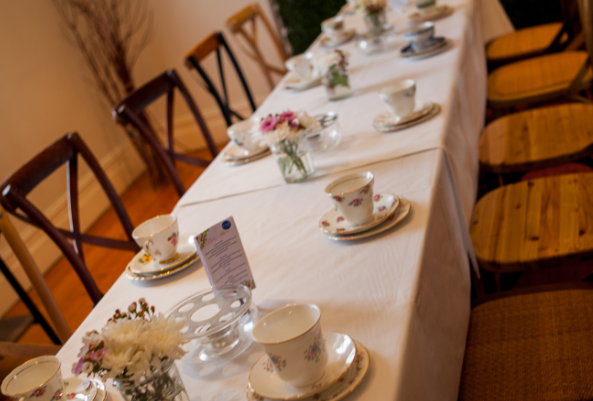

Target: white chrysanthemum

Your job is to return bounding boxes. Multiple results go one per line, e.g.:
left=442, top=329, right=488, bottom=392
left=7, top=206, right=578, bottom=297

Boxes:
left=296, top=111, right=320, bottom=131
left=144, top=314, right=188, bottom=362
left=312, top=50, right=349, bottom=75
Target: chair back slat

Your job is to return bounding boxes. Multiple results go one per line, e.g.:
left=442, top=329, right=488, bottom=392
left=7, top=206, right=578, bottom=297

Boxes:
left=578, top=0, right=593, bottom=61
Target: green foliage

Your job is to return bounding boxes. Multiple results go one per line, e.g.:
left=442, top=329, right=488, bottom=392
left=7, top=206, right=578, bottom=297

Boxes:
left=275, top=0, right=346, bottom=54
left=498, top=0, right=562, bottom=29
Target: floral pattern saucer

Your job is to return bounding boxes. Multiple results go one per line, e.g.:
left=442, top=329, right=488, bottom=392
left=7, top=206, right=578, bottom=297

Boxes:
left=249, top=332, right=356, bottom=400
left=400, top=38, right=453, bottom=60
left=247, top=340, right=369, bottom=401
left=222, top=143, right=271, bottom=166
left=409, top=5, right=454, bottom=22
left=320, top=194, right=399, bottom=235
left=284, top=75, right=322, bottom=91
left=319, top=30, right=356, bottom=48
left=373, top=104, right=441, bottom=133
left=327, top=197, right=411, bottom=241
left=129, top=244, right=198, bottom=275
left=374, top=102, right=436, bottom=128
left=88, top=379, right=105, bottom=401
left=61, top=377, right=97, bottom=401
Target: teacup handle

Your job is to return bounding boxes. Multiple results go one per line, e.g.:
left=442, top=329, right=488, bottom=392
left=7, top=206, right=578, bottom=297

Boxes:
left=144, top=239, right=154, bottom=255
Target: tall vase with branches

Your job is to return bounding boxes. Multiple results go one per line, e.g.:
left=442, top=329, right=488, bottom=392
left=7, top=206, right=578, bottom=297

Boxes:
left=52, top=0, right=168, bottom=185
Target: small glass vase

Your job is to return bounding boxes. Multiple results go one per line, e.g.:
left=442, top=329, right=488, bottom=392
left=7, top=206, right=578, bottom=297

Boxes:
left=269, top=134, right=315, bottom=183
left=113, top=360, right=189, bottom=401
left=364, top=9, right=387, bottom=36
left=322, top=64, right=352, bottom=101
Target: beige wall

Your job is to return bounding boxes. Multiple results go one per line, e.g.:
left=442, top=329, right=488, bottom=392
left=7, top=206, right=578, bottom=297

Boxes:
left=0, top=0, right=284, bottom=317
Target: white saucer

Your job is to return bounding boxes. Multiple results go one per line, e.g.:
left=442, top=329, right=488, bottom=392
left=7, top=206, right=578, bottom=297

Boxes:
left=326, top=197, right=411, bottom=241
left=62, top=377, right=97, bottom=401
left=125, top=253, right=199, bottom=281
left=247, top=339, right=369, bottom=401
left=374, top=102, right=436, bottom=128
left=249, top=332, right=357, bottom=400
left=320, top=30, right=356, bottom=48
left=374, top=104, right=441, bottom=132
left=87, top=379, right=105, bottom=401
left=320, top=194, right=399, bottom=235
left=410, top=5, right=454, bottom=22
left=400, top=38, right=452, bottom=60
left=129, top=244, right=198, bottom=275
left=284, top=74, right=322, bottom=91
left=222, top=143, right=271, bottom=165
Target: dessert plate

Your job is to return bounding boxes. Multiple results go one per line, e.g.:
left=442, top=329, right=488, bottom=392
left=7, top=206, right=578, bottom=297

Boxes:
left=249, top=332, right=356, bottom=400
left=247, top=339, right=369, bottom=401
left=374, top=102, right=436, bottom=128
left=409, top=5, right=454, bottom=22
left=320, top=30, right=356, bottom=48
left=320, top=194, right=399, bottom=235
left=62, top=377, right=97, bottom=401
left=129, top=244, right=198, bottom=275
left=326, top=197, right=411, bottom=241
left=222, top=143, right=271, bottom=166
left=400, top=38, right=452, bottom=60
left=87, top=379, right=106, bottom=401
left=374, top=104, right=441, bottom=132
left=284, top=75, right=322, bottom=91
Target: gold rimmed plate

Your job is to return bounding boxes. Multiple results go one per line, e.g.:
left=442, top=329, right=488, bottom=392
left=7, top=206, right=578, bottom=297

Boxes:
left=373, top=104, right=441, bottom=132
left=320, top=194, right=399, bottom=235
left=125, top=253, right=199, bottom=281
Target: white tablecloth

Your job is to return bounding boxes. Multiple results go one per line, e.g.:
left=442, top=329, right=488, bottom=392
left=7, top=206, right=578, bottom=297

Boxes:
left=56, top=0, right=513, bottom=400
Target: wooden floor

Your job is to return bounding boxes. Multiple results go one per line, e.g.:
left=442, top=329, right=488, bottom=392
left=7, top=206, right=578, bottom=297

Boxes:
left=3, top=146, right=225, bottom=346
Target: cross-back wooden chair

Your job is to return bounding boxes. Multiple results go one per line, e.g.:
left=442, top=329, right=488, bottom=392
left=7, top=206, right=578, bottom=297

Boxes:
left=0, top=132, right=140, bottom=305
left=184, top=31, right=257, bottom=128
left=226, top=3, right=288, bottom=91
left=113, top=69, right=219, bottom=198
left=487, top=0, right=593, bottom=111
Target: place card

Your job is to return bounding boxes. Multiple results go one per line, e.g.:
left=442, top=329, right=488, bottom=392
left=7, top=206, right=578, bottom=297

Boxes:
left=194, top=216, right=256, bottom=290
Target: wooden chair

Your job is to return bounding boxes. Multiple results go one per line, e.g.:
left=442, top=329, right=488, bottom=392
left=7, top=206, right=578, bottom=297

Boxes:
left=0, top=133, right=140, bottom=305
left=487, top=0, right=593, bottom=110
left=113, top=69, right=219, bottom=198
left=0, top=203, right=71, bottom=344
left=479, top=103, right=593, bottom=176
left=458, top=282, right=593, bottom=400
left=486, top=0, right=581, bottom=67
left=226, top=3, right=288, bottom=92
left=184, top=32, right=257, bottom=128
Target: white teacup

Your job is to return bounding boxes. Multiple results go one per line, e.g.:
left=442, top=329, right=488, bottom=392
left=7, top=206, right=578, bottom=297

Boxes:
left=378, top=79, right=416, bottom=119
left=252, top=304, right=328, bottom=386
left=325, top=172, right=375, bottom=226
left=227, top=118, right=265, bottom=152
left=285, top=52, right=318, bottom=82
left=132, top=214, right=179, bottom=263
left=1, top=356, right=64, bottom=401
left=321, top=16, right=345, bottom=41
left=402, top=22, right=435, bottom=51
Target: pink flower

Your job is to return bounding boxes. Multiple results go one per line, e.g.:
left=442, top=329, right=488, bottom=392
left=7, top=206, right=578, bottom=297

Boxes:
left=289, top=119, right=300, bottom=129
left=73, top=358, right=84, bottom=375
left=278, top=111, right=296, bottom=122
left=260, top=115, right=279, bottom=132
left=88, top=348, right=106, bottom=361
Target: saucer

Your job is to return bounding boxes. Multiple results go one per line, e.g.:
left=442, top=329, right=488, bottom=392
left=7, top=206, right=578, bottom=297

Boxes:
left=409, top=5, right=454, bottom=22
left=374, top=102, right=436, bottom=128
left=284, top=74, right=322, bottom=91
left=129, top=244, right=198, bottom=275
left=320, top=30, right=356, bottom=48
left=125, top=253, right=199, bottom=281
left=249, top=332, right=356, bottom=400
left=87, top=379, right=105, bottom=401
left=62, top=377, right=97, bottom=401
left=400, top=38, right=452, bottom=60
left=247, top=339, right=369, bottom=401
left=223, top=143, right=271, bottom=166
left=320, top=194, right=399, bottom=235
left=374, top=104, right=441, bottom=132
left=326, top=197, right=411, bottom=241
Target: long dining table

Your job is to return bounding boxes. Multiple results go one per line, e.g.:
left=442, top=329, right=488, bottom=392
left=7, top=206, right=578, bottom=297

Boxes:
left=56, top=0, right=513, bottom=400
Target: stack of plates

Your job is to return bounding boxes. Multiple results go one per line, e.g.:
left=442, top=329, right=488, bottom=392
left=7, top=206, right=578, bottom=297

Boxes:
left=222, top=143, right=271, bottom=166
left=247, top=333, right=370, bottom=401
left=319, top=195, right=411, bottom=241
left=373, top=102, right=441, bottom=133
left=61, top=377, right=106, bottom=401
left=125, top=240, right=200, bottom=281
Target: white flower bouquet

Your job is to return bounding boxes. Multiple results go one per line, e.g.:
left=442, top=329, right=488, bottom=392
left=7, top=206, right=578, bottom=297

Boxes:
left=312, top=50, right=351, bottom=100
left=354, top=0, right=388, bottom=15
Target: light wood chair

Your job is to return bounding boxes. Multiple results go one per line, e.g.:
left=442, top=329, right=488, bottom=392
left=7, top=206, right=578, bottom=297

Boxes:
left=479, top=103, right=593, bottom=174
left=113, top=69, right=219, bottom=198
left=226, top=3, right=288, bottom=92
left=0, top=204, right=71, bottom=344
left=487, top=0, right=593, bottom=110
left=184, top=32, right=257, bottom=128
left=458, top=282, right=593, bottom=400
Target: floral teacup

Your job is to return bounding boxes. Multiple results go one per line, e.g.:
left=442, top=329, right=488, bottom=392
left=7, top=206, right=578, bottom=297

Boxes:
left=1, top=356, right=64, bottom=401
left=132, top=214, right=179, bottom=263
left=325, top=172, right=375, bottom=226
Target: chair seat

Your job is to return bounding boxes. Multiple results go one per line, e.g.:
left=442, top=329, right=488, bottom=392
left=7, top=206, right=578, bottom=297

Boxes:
left=487, top=22, right=567, bottom=64
left=459, top=288, right=593, bottom=401
left=479, top=103, right=593, bottom=173
left=487, top=51, right=593, bottom=107
left=471, top=172, right=593, bottom=272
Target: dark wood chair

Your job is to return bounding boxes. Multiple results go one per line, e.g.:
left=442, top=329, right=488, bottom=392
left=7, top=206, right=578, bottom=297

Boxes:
left=0, top=132, right=140, bottom=305
left=184, top=31, right=257, bottom=128
left=113, top=69, right=219, bottom=198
